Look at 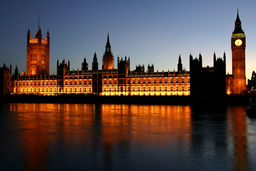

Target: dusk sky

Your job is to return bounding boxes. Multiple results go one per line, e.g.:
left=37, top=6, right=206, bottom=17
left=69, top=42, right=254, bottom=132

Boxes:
left=0, top=0, right=255, bottom=80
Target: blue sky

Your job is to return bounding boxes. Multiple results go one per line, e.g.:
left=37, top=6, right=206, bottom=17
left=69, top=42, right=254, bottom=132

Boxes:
left=0, top=0, right=256, bottom=79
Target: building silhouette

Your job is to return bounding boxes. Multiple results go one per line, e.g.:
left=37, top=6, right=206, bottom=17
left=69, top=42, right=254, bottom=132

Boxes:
left=0, top=11, right=249, bottom=97
left=190, top=53, right=226, bottom=96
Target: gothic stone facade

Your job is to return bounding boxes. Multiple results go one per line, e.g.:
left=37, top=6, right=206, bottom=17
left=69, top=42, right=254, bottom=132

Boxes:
left=1, top=12, right=246, bottom=97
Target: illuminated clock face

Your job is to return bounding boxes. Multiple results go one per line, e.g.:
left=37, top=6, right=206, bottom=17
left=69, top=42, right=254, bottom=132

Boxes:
left=235, top=39, right=242, bottom=46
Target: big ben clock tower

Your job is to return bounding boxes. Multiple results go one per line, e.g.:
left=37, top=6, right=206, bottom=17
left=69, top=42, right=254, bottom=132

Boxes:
left=231, top=10, right=246, bottom=95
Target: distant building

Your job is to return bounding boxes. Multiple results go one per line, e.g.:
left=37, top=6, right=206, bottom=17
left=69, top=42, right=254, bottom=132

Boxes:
left=189, top=53, right=226, bottom=97
left=0, top=11, right=248, bottom=97
left=247, top=71, right=256, bottom=93
left=8, top=32, right=190, bottom=96
left=0, top=64, right=12, bottom=96
left=231, top=10, right=246, bottom=95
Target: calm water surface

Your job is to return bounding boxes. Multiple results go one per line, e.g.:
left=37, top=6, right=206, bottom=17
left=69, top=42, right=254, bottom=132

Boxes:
left=0, top=103, right=256, bottom=170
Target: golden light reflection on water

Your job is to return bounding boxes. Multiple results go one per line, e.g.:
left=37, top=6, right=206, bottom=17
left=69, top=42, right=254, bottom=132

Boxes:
left=3, top=104, right=252, bottom=170
left=227, top=106, right=249, bottom=171
left=8, top=103, right=192, bottom=170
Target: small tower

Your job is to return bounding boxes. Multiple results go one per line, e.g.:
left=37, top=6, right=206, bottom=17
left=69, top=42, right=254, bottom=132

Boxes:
left=14, top=65, right=19, bottom=77
left=148, top=64, right=154, bottom=73
left=82, top=58, right=88, bottom=71
left=102, top=33, right=114, bottom=70
left=92, top=53, right=98, bottom=70
left=177, top=55, right=182, bottom=72
left=27, top=17, right=50, bottom=75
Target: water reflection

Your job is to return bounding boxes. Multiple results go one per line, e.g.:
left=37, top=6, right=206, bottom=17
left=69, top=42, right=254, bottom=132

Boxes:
left=0, top=103, right=254, bottom=170
left=227, top=107, right=249, bottom=171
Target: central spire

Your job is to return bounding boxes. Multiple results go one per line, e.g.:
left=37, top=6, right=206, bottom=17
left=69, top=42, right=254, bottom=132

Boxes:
left=103, top=33, right=114, bottom=70
left=105, top=33, right=111, bottom=52
left=235, top=8, right=241, bottom=24
left=233, top=9, right=244, bottom=34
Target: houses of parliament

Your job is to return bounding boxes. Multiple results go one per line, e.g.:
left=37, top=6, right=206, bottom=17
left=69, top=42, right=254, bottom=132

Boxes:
left=0, top=12, right=248, bottom=97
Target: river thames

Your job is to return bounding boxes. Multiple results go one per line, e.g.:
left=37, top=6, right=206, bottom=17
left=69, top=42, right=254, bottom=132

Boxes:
left=0, top=103, right=256, bottom=170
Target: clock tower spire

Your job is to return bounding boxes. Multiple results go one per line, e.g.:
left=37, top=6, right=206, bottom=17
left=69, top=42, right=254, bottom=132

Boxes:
left=231, top=9, right=246, bottom=95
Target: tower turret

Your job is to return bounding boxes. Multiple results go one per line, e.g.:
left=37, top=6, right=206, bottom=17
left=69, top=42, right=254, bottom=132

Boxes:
left=26, top=17, right=50, bottom=76
left=92, top=53, right=98, bottom=70
left=177, top=55, right=182, bottom=72
left=82, top=58, right=88, bottom=71
left=102, top=33, right=114, bottom=70
left=27, top=28, right=31, bottom=44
